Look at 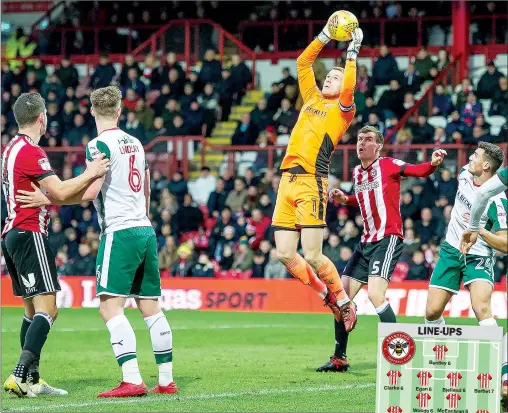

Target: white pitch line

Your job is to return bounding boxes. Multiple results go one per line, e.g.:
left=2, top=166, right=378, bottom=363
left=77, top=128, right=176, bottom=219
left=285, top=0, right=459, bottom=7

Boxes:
left=5, top=383, right=376, bottom=412
left=1, top=324, right=329, bottom=334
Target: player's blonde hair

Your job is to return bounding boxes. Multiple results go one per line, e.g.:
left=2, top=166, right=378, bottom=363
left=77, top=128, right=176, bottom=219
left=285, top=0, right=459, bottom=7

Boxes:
left=90, top=86, right=122, bottom=118
left=331, top=66, right=345, bottom=74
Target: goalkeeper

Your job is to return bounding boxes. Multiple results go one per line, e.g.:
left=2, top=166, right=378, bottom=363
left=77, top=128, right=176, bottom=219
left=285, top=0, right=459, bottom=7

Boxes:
left=272, top=17, right=363, bottom=333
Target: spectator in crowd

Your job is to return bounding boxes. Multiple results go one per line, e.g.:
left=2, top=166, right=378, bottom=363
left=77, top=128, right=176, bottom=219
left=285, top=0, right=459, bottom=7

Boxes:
left=401, top=63, right=421, bottom=94
left=199, top=49, right=222, bottom=86
left=405, top=250, right=429, bottom=280
left=415, top=208, right=441, bottom=245
left=335, top=246, right=352, bottom=274
left=162, top=98, right=181, bottom=127
left=454, top=78, right=474, bottom=110
left=411, top=115, right=435, bottom=144
left=119, top=54, right=142, bottom=87
left=230, top=54, right=252, bottom=104
left=120, top=111, right=145, bottom=142
left=489, top=76, right=508, bottom=116
left=366, top=113, right=384, bottom=135
left=122, top=67, right=146, bottom=99
left=463, top=125, right=492, bottom=144
left=167, top=68, right=184, bottom=98
left=378, top=79, right=405, bottom=118
left=476, top=61, right=504, bottom=99
left=445, top=110, right=469, bottom=138
left=191, top=166, right=217, bottom=205
left=402, top=228, right=421, bottom=259
left=403, top=92, right=416, bottom=111
left=460, top=92, right=483, bottom=126
left=49, top=220, right=67, bottom=254
left=251, top=250, right=267, bottom=278
left=266, top=82, right=285, bottom=113
left=225, top=178, right=248, bottom=214
left=356, top=65, right=374, bottom=98
left=207, top=179, right=228, bottom=217
left=69, top=243, right=96, bottom=276
left=216, top=68, right=234, bottom=121
left=162, top=52, right=185, bottom=84
left=122, top=88, right=140, bottom=112
left=41, top=74, right=64, bottom=102
left=172, top=243, right=194, bottom=277
left=158, top=236, right=177, bottom=272
left=231, top=113, right=258, bottom=146
left=401, top=192, right=418, bottom=220
left=250, top=98, right=272, bottom=132
left=413, top=47, right=435, bottom=81
left=197, top=83, right=219, bottom=136
left=146, top=116, right=167, bottom=145
left=167, top=170, right=188, bottom=205
left=192, top=252, right=215, bottom=277
left=273, top=98, right=298, bottom=135
left=372, top=45, right=399, bottom=85
left=134, top=99, right=154, bottom=131
left=183, top=100, right=205, bottom=135
left=232, top=238, right=254, bottom=271
left=323, top=233, right=341, bottom=267
left=167, top=115, right=189, bottom=137
left=433, top=127, right=447, bottom=144
left=437, top=169, right=458, bottom=205
left=432, top=84, right=454, bottom=116
left=152, top=84, right=172, bottom=116
left=180, top=83, right=199, bottom=111
left=55, top=56, right=79, bottom=90
left=88, top=53, right=116, bottom=89
left=66, top=114, right=90, bottom=146
left=264, top=247, right=287, bottom=279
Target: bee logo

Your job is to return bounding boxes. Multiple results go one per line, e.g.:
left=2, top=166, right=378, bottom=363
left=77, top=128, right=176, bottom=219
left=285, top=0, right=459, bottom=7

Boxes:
left=382, top=332, right=415, bottom=365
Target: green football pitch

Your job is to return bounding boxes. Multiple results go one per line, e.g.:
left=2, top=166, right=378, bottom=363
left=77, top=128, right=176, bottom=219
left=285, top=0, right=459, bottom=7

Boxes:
left=0, top=308, right=486, bottom=412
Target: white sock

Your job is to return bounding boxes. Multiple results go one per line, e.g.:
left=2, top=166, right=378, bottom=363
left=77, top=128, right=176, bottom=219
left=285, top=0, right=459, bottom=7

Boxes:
left=106, top=314, right=143, bottom=385
left=144, top=312, right=173, bottom=386
left=478, top=317, right=497, bottom=327
left=424, top=316, right=445, bottom=325
left=375, top=301, right=390, bottom=314
left=502, top=333, right=507, bottom=382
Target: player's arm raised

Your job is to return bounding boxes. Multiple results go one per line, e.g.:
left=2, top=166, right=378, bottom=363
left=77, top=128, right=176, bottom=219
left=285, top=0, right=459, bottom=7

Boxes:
left=339, top=28, right=363, bottom=112
left=297, top=21, right=333, bottom=102
left=399, top=149, right=447, bottom=177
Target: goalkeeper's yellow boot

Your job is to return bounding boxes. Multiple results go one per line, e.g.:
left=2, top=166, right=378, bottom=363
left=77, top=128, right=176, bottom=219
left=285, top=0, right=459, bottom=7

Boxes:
left=3, top=374, right=36, bottom=398
left=29, top=378, right=68, bottom=395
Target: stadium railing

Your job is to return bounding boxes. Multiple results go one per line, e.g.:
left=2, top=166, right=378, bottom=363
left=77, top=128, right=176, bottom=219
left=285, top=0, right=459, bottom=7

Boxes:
left=239, top=14, right=508, bottom=56
left=28, top=19, right=257, bottom=85
left=44, top=138, right=507, bottom=182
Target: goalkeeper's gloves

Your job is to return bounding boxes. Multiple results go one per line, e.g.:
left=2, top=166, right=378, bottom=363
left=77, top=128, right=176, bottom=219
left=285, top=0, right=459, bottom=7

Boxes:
left=346, top=28, right=363, bottom=60
left=317, top=21, right=331, bottom=44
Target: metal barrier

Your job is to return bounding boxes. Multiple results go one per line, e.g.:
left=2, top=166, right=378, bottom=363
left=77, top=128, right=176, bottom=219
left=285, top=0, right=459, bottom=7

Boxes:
left=43, top=138, right=507, bottom=182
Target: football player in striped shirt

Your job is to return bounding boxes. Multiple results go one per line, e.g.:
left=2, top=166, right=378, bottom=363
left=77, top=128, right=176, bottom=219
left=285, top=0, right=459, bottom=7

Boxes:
left=318, top=125, right=446, bottom=372
left=2, top=93, right=109, bottom=397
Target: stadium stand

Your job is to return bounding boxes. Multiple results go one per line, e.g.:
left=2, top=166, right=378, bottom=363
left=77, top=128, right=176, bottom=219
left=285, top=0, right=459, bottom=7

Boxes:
left=1, top=1, right=507, bottom=283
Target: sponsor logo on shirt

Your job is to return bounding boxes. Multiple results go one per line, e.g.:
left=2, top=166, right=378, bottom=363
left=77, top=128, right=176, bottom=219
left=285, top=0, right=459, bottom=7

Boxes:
left=38, top=158, right=51, bottom=171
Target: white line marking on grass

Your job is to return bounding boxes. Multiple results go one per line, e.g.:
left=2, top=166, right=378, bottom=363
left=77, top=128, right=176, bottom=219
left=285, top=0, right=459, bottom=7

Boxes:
left=5, top=383, right=375, bottom=412
left=1, top=324, right=329, bottom=334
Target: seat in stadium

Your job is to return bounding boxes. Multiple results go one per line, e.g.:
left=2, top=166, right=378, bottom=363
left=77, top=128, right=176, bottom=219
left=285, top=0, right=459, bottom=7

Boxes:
left=427, top=116, right=448, bottom=129
left=480, top=99, right=491, bottom=115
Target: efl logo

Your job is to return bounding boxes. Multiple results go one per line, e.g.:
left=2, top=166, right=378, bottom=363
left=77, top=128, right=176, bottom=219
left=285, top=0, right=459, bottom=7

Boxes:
left=382, top=332, right=416, bottom=365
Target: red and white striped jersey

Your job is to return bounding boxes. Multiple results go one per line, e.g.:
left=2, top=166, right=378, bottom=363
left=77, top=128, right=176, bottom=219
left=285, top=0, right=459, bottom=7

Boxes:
left=387, top=406, right=403, bottom=413
left=387, top=370, right=402, bottom=385
left=433, top=345, right=448, bottom=360
left=416, top=392, right=431, bottom=408
left=417, top=370, right=432, bottom=386
left=351, top=157, right=407, bottom=243
left=447, top=372, right=462, bottom=387
left=1, top=135, right=55, bottom=237
left=446, top=393, right=461, bottom=408
left=477, top=373, right=492, bottom=388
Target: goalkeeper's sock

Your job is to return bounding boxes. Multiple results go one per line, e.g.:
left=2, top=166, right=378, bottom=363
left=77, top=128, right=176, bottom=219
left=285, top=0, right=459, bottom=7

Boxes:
left=20, top=315, right=32, bottom=348
left=424, top=316, right=445, bottom=325
left=144, top=312, right=174, bottom=386
left=334, top=318, right=349, bottom=358
left=316, top=257, right=349, bottom=306
left=106, top=314, right=143, bottom=385
left=502, top=333, right=508, bottom=382
left=376, top=301, right=397, bottom=323
left=285, top=254, right=327, bottom=298
left=478, top=317, right=497, bottom=327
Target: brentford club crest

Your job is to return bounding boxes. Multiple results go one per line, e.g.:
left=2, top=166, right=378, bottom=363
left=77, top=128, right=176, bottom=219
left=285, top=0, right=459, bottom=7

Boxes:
left=382, top=332, right=416, bottom=365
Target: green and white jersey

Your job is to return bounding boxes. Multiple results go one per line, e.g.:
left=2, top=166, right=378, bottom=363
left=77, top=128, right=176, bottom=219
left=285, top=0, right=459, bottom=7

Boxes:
left=446, top=166, right=507, bottom=256
left=86, top=128, right=150, bottom=235
left=497, top=165, right=508, bottom=187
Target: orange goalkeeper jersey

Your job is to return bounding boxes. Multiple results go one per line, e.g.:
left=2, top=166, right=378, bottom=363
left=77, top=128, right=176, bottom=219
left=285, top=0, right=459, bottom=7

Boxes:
left=280, top=39, right=356, bottom=175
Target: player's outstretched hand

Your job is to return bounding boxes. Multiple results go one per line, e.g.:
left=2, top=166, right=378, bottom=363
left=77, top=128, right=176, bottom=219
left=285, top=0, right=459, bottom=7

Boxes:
left=460, top=229, right=479, bottom=254
left=16, top=182, right=51, bottom=209
left=347, top=28, right=363, bottom=60
left=431, top=149, right=447, bottom=166
left=86, top=153, right=110, bottom=178
left=329, top=188, right=348, bottom=205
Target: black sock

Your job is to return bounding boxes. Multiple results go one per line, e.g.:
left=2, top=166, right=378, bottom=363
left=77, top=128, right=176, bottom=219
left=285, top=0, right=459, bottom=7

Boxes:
left=333, top=318, right=349, bottom=358
left=378, top=303, right=397, bottom=323
left=20, top=315, right=32, bottom=349
left=28, top=359, right=40, bottom=384
left=13, top=351, right=36, bottom=382
left=23, top=312, right=52, bottom=362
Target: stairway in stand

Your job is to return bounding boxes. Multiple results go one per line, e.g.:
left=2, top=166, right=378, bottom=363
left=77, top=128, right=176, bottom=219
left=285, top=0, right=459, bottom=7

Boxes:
left=188, top=89, right=265, bottom=179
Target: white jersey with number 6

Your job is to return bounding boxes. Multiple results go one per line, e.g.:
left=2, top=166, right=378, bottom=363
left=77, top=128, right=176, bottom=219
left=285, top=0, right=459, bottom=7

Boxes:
left=86, top=127, right=150, bottom=234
